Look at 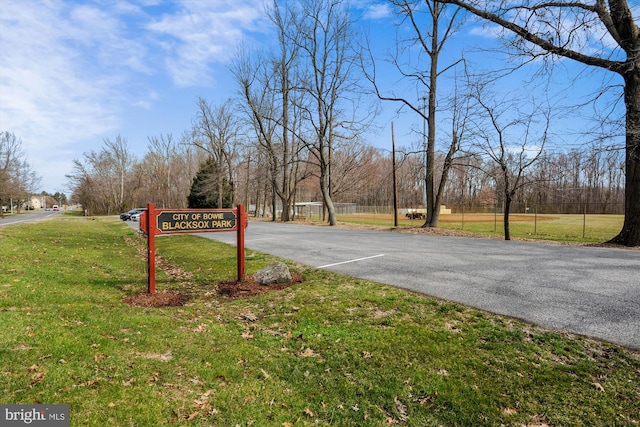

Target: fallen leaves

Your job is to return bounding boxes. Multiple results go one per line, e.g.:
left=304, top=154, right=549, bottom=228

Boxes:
left=193, top=389, right=215, bottom=408
left=260, top=368, right=270, bottom=379
left=13, top=344, right=32, bottom=351
left=30, top=371, right=45, bottom=386
left=28, top=364, right=45, bottom=386
left=159, top=351, right=173, bottom=362
left=241, top=312, right=258, bottom=322
left=122, top=378, right=136, bottom=386
left=394, top=397, right=409, bottom=421
left=297, top=347, right=318, bottom=358
left=142, top=350, right=173, bottom=362
left=173, top=389, right=220, bottom=422
left=503, top=407, right=517, bottom=416
left=193, top=323, right=208, bottom=333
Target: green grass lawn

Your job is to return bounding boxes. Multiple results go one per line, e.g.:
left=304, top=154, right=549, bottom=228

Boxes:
left=1, top=215, right=638, bottom=426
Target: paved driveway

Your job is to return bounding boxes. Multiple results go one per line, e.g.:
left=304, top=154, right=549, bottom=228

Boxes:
left=200, top=221, right=640, bottom=350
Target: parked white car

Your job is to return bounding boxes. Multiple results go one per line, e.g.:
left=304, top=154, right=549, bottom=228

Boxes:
left=120, top=208, right=145, bottom=221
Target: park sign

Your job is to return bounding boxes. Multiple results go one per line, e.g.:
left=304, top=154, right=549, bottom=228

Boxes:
left=141, top=203, right=248, bottom=294
left=156, top=209, right=237, bottom=233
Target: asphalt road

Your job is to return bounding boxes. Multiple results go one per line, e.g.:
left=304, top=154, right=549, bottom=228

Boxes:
left=0, top=210, right=61, bottom=227
left=198, top=220, right=640, bottom=350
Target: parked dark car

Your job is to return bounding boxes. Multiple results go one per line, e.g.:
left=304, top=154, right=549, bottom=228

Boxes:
left=120, top=208, right=145, bottom=221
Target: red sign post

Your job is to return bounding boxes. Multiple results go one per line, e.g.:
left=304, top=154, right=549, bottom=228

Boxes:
left=142, top=203, right=248, bottom=294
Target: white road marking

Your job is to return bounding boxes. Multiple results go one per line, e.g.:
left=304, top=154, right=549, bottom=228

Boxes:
left=317, top=254, right=385, bottom=269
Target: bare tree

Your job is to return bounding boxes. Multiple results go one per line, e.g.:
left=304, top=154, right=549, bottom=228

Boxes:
left=436, top=0, right=639, bottom=245
left=468, top=87, right=550, bottom=240
left=67, top=151, right=112, bottom=215
left=0, top=131, right=41, bottom=215
left=268, top=0, right=306, bottom=221
left=192, top=98, right=241, bottom=207
left=294, top=0, right=369, bottom=226
left=66, top=159, right=96, bottom=215
left=233, top=56, right=281, bottom=219
left=232, top=0, right=307, bottom=221
left=0, top=132, right=21, bottom=202
left=434, top=75, right=473, bottom=218
left=66, top=136, right=136, bottom=215
left=364, top=0, right=463, bottom=227
left=103, top=135, right=135, bottom=213
left=143, top=133, right=195, bottom=208
left=234, top=0, right=372, bottom=224
left=325, top=140, right=377, bottom=201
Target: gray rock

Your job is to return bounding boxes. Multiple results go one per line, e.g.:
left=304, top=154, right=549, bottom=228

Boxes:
left=254, top=262, right=292, bottom=286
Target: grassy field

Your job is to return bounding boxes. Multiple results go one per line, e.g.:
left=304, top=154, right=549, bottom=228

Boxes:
left=332, top=213, right=624, bottom=243
left=1, top=214, right=638, bottom=426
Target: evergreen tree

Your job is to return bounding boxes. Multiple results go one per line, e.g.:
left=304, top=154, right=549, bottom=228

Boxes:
left=188, top=157, right=232, bottom=208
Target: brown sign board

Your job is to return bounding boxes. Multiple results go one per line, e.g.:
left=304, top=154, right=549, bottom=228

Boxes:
left=156, top=209, right=237, bottom=234
left=144, top=204, right=248, bottom=294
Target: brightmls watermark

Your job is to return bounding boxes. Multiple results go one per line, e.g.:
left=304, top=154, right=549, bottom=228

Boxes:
left=1, top=405, right=69, bottom=426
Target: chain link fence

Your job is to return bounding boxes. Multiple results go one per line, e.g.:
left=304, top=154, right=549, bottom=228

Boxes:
left=302, top=202, right=624, bottom=241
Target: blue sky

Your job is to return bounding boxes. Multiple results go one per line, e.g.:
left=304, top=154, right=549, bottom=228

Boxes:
left=0, top=0, right=628, bottom=195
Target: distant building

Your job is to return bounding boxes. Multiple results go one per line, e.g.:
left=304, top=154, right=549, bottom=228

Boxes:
left=28, top=197, right=43, bottom=210
left=27, top=196, right=59, bottom=210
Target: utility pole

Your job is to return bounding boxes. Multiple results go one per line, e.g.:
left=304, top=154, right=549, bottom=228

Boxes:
left=392, top=122, right=398, bottom=227
left=422, top=96, right=428, bottom=210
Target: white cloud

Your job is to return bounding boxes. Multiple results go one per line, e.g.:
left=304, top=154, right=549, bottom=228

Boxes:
left=0, top=1, right=154, bottom=191
left=146, top=0, right=268, bottom=87
left=133, top=89, right=161, bottom=110
left=0, top=2, right=121, bottom=148
left=363, top=3, right=392, bottom=20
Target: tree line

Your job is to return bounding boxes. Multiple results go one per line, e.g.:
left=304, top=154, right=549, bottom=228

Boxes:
left=62, top=123, right=624, bottom=217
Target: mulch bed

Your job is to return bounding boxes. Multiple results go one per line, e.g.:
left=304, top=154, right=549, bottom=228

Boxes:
left=217, top=271, right=305, bottom=298
left=121, top=272, right=305, bottom=308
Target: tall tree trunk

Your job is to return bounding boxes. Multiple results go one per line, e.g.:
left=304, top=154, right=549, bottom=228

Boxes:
left=432, top=133, right=459, bottom=227
left=503, top=192, right=512, bottom=241
left=610, top=70, right=640, bottom=246
left=424, top=3, right=440, bottom=228
left=271, top=184, right=276, bottom=222
left=320, top=166, right=336, bottom=226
